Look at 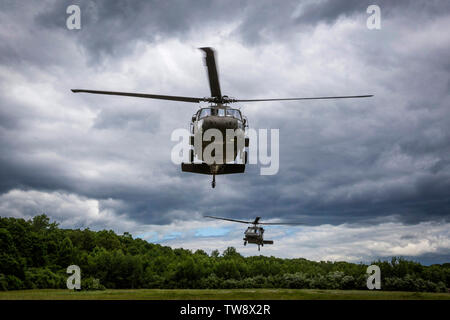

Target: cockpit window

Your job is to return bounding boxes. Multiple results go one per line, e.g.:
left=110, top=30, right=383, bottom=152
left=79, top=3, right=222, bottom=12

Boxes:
left=198, top=108, right=211, bottom=119
left=198, top=108, right=242, bottom=120
left=212, top=109, right=225, bottom=117
left=226, top=109, right=242, bottom=120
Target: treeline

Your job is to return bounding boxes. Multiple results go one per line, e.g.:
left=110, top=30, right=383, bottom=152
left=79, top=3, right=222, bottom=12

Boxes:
left=0, top=215, right=449, bottom=292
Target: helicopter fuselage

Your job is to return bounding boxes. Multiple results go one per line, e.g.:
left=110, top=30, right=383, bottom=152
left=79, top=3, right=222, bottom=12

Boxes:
left=189, top=106, right=248, bottom=165
left=243, top=226, right=274, bottom=250
left=244, top=226, right=263, bottom=244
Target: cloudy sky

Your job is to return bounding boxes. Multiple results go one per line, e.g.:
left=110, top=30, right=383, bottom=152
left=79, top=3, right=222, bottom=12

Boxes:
left=1, top=0, right=449, bottom=264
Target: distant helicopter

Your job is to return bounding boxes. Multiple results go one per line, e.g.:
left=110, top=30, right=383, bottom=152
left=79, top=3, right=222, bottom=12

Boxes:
left=72, top=47, right=373, bottom=188
left=204, top=215, right=304, bottom=251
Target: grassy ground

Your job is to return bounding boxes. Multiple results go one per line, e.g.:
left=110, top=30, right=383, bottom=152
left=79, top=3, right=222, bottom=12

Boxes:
left=0, top=289, right=449, bottom=300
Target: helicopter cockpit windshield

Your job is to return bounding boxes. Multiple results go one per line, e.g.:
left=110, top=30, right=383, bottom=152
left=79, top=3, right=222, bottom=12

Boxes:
left=245, top=227, right=260, bottom=236
left=225, top=109, right=242, bottom=120
left=198, top=108, right=242, bottom=121
left=198, top=108, right=211, bottom=119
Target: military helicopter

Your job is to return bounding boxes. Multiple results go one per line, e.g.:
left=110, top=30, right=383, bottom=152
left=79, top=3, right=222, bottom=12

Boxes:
left=204, top=215, right=304, bottom=251
left=72, top=47, right=373, bottom=188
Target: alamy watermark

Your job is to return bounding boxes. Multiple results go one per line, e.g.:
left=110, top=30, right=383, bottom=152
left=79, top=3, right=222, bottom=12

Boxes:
left=366, top=265, right=381, bottom=290
left=66, top=5, right=81, bottom=30
left=66, top=4, right=381, bottom=31
left=66, top=265, right=81, bottom=290
left=366, top=5, right=381, bottom=30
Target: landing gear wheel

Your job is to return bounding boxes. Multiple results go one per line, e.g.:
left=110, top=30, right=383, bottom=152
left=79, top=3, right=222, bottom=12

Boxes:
left=212, top=174, right=216, bottom=188
left=244, top=241, right=247, bottom=246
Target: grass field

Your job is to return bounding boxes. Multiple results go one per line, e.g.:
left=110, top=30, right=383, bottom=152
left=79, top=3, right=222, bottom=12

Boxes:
left=0, top=289, right=449, bottom=300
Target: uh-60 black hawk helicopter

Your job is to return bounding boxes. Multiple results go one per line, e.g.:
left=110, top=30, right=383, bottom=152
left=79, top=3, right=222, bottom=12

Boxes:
left=72, top=47, right=373, bottom=188
left=205, top=215, right=304, bottom=251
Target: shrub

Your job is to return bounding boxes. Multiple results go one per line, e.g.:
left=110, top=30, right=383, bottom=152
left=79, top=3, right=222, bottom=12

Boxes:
left=24, top=268, right=65, bottom=289
left=0, top=274, right=8, bottom=291
left=81, top=277, right=106, bottom=291
left=6, top=275, right=24, bottom=290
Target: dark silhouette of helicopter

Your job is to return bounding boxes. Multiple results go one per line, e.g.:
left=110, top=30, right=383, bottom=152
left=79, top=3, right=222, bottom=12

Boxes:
left=72, top=47, right=373, bottom=188
left=205, top=215, right=304, bottom=251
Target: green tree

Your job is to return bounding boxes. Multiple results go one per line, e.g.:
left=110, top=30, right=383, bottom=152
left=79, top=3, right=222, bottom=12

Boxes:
left=57, top=237, right=74, bottom=267
left=211, top=249, right=220, bottom=258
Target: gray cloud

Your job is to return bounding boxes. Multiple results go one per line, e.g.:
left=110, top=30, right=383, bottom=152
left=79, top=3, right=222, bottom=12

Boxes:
left=0, top=0, right=449, bottom=262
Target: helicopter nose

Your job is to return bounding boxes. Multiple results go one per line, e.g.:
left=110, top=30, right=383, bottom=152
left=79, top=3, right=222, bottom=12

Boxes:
left=202, top=117, right=238, bottom=132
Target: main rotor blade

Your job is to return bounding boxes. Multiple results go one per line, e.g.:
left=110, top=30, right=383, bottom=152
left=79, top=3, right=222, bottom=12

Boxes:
left=199, top=47, right=222, bottom=98
left=232, top=95, right=373, bottom=102
left=259, top=222, right=305, bottom=225
left=204, top=215, right=252, bottom=224
left=71, top=89, right=204, bottom=103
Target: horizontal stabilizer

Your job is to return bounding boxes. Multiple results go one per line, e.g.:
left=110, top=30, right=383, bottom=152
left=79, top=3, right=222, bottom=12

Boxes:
left=181, top=163, right=245, bottom=175
left=263, top=240, right=274, bottom=245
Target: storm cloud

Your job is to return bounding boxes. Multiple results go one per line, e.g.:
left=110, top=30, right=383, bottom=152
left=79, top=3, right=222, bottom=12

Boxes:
left=0, top=0, right=449, bottom=263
